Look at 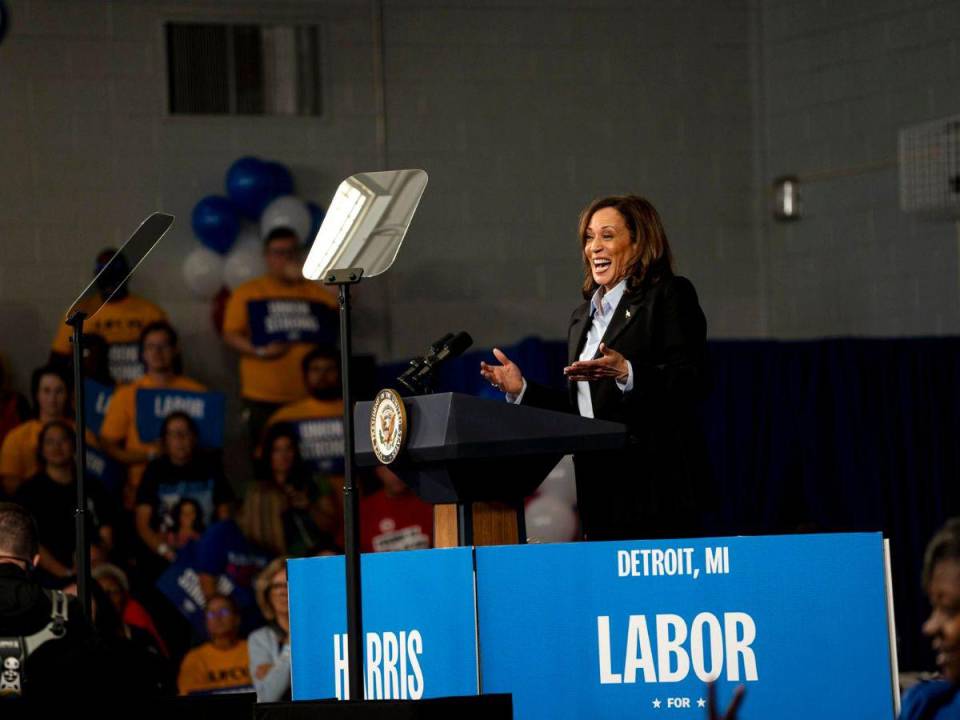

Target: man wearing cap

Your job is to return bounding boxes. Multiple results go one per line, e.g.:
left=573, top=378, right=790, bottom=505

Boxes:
left=50, top=248, right=167, bottom=385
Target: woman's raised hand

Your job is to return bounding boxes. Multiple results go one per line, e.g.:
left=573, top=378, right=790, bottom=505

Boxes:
left=480, top=348, right=524, bottom=395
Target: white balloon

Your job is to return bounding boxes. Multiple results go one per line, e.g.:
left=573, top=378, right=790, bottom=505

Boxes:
left=525, top=493, right=578, bottom=544
left=260, top=195, right=311, bottom=242
left=182, top=246, right=225, bottom=298
left=223, top=237, right=266, bottom=290
left=537, top=455, right=577, bottom=507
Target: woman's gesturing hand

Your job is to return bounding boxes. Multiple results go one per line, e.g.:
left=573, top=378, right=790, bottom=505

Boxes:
left=563, top=343, right=629, bottom=382
left=480, top=348, right=524, bottom=395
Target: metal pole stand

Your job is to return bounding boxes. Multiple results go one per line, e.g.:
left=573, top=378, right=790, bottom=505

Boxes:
left=324, top=266, right=365, bottom=700
left=65, top=310, right=91, bottom=620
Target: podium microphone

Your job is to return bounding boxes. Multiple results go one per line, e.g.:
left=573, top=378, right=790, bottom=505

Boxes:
left=397, top=331, right=473, bottom=394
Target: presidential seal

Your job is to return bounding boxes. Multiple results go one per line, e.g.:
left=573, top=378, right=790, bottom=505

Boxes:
left=370, top=388, right=407, bottom=464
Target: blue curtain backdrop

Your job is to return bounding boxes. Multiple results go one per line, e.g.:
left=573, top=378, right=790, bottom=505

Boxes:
left=376, top=336, right=960, bottom=671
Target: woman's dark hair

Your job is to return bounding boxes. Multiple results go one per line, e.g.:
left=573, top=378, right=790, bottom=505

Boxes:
left=171, top=497, right=205, bottom=535
left=923, top=517, right=960, bottom=590
left=578, top=195, right=675, bottom=299
left=35, top=420, right=76, bottom=468
left=30, top=364, right=71, bottom=417
left=259, top=422, right=307, bottom=482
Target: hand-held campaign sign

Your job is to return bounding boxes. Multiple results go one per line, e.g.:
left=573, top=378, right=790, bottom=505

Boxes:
left=247, top=299, right=338, bottom=347
left=135, top=388, right=227, bottom=447
left=288, top=548, right=477, bottom=702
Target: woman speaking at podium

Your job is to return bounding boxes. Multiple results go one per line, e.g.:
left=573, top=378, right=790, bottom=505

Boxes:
left=481, top=195, right=711, bottom=541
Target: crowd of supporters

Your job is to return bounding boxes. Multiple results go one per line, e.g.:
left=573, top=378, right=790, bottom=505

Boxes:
left=0, top=227, right=434, bottom=699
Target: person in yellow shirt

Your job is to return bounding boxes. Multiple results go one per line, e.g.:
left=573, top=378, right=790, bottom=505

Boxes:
left=177, top=593, right=253, bottom=696
left=99, top=321, right=205, bottom=497
left=264, top=345, right=345, bottom=546
left=50, top=248, right=167, bottom=384
left=0, top=364, right=72, bottom=496
left=265, top=345, right=344, bottom=474
left=222, top=227, right=338, bottom=444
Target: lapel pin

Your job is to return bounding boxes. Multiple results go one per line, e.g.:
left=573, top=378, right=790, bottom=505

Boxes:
left=625, top=309, right=632, bottom=319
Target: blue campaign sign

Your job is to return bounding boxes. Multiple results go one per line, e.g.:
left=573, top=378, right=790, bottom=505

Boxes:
left=289, top=548, right=478, bottom=702
left=247, top=299, right=337, bottom=347
left=135, top=388, right=226, bottom=447
left=294, top=416, right=345, bottom=475
left=84, top=379, right=113, bottom=436
left=476, top=534, right=896, bottom=720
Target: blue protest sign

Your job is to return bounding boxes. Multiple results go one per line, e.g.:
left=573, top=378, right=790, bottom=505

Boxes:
left=157, top=537, right=267, bottom=635
left=294, top=416, right=344, bottom=474
left=156, top=542, right=208, bottom=634
left=135, top=388, right=226, bottom=447
left=289, top=548, right=478, bottom=702
left=85, top=445, right=123, bottom=499
left=247, top=299, right=337, bottom=347
left=475, top=534, right=896, bottom=720
left=107, top=341, right=144, bottom=384
left=84, top=379, right=113, bottom=436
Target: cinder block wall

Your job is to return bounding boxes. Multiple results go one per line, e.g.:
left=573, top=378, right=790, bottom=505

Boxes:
left=7, top=0, right=956, bottom=399
left=0, top=0, right=759, bottom=400
left=379, top=0, right=762, bottom=361
left=759, top=0, right=960, bottom=336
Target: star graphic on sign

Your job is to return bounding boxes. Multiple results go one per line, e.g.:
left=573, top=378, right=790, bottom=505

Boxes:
left=652, top=698, right=662, bottom=709
left=697, top=697, right=707, bottom=708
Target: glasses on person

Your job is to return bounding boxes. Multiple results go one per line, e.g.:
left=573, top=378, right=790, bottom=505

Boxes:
left=206, top=607, right=233, bottom=619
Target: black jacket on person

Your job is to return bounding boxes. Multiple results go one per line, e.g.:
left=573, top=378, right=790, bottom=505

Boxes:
left=0, top=563, right=99, bottom=700
left=521, top=274, right=712, bottom=541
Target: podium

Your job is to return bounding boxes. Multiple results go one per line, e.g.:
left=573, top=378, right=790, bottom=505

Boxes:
left=354, top=392, right=627, bottom=546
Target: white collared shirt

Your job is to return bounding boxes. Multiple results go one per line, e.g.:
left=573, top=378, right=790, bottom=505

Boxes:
left=575, top=280, right=634, bottom=418
left=509, top=279, right=634, bottom=418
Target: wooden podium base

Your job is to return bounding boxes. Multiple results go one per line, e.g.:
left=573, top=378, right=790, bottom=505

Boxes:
left=434, top=501, right=523, bottom=547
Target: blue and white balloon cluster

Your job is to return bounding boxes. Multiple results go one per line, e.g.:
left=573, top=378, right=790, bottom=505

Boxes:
left=182, top=157, right=325, bottom=298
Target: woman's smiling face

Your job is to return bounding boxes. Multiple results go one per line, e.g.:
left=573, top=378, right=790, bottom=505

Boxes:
left=583, top=207, right=636, bottom=292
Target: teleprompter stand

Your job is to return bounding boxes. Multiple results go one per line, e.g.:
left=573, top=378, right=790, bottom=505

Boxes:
left=62, top=212, right=173, bottom=618
left=323, top=266, right=366, bottom=703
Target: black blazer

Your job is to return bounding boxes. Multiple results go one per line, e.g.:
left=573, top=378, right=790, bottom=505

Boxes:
left=522, top=274, right=711, bottom=540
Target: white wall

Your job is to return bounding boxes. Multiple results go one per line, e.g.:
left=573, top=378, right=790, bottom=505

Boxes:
left=10, top=0, right=957, bottom=403
left=0, top=0, right=761, bottom=403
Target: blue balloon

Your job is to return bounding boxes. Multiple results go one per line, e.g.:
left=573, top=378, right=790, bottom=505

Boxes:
left=225, top=156, right=273, bottom=219
left=307, top=202, right=326, bottom=241
left=191, top=195, right=239, bottom=255
left=266, top=162, right=294, bottom=198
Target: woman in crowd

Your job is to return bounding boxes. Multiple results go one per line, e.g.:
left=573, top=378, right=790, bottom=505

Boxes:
left=16, top=420, right=114, bottom=586
left=0, top=364, right=72, bottom=496
left=249, top=557, right=292, bottom=702
left=253, top=423, right=338, bottom=556
left=901, top=517, right=960, bottom=718
left=134, top=411, right=233, bottom=569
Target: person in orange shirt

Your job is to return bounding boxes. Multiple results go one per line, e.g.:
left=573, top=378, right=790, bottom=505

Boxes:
left=222, top=227, right=338, bottom=444
left=50, top=248, right=167, bottom=384
left=264, top=345, right=344, bottom=470
left=177, top=593, right=253, bottom=696
left=0, top=364, right=72, bottom=496
left=99, top=321, right=205, bottom=498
